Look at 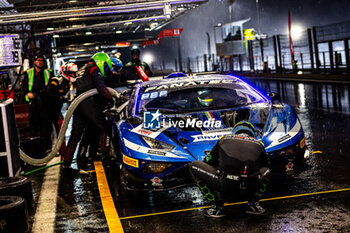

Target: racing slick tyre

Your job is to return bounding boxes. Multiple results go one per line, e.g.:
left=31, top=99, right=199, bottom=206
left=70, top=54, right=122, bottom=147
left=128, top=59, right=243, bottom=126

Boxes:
left=0, top=176, right=33, bottom=204
left=0, top=196, right=29, bottom=233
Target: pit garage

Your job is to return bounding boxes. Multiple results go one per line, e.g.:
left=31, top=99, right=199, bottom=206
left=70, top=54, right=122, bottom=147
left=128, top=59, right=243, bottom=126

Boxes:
left=1, top=0, right=350, bottom=233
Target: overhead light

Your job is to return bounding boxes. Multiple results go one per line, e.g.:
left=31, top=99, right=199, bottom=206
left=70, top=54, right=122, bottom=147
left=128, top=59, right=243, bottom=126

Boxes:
left=142, top=53, right=154, bottom=64
left=85, top=32, right=92, bottom=35
left=116, top=30, right=123, bottom=34
left=132, top=45, right=138, bottom=49
left=95, top=46, right=99, bottom=50
left=53, top=35, right=59, bottom=38
left=124, top=22, right=132, bottom=25
left=150, top=22, right=158, bottom=28
left=57, top=53, right=62, bottom=56
left=47, top=27, right=54, bottom=31
left=217, top=23, right=222, bottom=27
left=69, top=0, right=77, bottom=2
left=289, top=24, right=304, bottom=40
left=72, top=25, right=79, bottom=28
left=145, top=28, right=150, bottom=31
left=68, top=18, right=80, bottom=21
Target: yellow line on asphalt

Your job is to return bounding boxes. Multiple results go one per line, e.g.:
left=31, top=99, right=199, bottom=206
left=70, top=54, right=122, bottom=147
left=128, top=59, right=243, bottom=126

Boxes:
left=94, top=161, right=124, bottom=233
left=120, top=187, right=350, bottom=220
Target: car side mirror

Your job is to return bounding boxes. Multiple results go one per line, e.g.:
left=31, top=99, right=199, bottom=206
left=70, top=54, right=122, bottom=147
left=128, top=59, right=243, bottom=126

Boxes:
left=267, top=92, right=281, bottom=103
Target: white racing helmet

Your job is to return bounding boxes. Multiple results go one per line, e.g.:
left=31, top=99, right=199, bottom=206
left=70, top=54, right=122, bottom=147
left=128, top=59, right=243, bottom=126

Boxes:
left=60, top=63, right=78, bottom=82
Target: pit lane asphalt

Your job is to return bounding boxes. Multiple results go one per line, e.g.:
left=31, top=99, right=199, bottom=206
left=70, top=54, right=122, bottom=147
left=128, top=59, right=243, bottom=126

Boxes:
left=26, top=78, right=350, bottom=232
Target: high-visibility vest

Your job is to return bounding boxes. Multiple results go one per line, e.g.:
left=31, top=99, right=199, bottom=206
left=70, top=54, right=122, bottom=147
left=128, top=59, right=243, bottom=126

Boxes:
left=25, top=68, right=50, bottom=102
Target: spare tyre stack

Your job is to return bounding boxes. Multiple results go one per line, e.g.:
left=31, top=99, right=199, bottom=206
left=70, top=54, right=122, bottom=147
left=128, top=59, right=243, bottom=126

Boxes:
left=0, top=196, right=29, bottom=233
left=0, top=177, right=32, bottom=233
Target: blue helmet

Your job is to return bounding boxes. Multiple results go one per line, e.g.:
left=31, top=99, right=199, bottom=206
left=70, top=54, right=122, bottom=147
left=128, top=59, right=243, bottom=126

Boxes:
left=111, top=57, right=123, bottom=67
left=232, top=121, right=259, bottom=138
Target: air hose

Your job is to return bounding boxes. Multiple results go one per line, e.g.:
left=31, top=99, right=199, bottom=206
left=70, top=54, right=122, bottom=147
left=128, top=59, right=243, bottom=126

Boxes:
left=19, top=87, right=121, bottom=166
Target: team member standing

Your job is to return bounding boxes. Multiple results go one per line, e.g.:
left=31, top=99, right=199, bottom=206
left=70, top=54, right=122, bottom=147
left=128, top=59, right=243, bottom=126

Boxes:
left=190, top=121, right=271, bottom=217
left=39, top=63, right=78, bottom=153
left=124, top=48, right=152, bottom=81
left=21, top=55, right=53, bottom=139
left=62, top=53, right=114, bottom=171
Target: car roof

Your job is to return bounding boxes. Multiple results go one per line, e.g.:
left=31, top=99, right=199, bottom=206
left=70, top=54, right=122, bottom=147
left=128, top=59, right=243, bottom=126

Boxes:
left=140, top=74, right=241, bottom=88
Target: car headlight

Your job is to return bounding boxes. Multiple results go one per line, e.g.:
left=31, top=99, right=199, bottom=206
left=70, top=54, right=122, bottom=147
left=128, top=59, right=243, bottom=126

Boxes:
left=143, top=162, right=173, bottom=174
left=142, top=136, right=175, bottom=151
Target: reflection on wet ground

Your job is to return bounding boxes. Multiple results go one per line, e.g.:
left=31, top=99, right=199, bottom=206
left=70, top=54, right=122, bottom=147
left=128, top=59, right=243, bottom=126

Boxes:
left=28, top=79, right=350, bottom=232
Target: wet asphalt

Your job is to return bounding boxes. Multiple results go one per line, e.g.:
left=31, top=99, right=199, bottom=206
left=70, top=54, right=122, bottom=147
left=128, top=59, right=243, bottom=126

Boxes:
left=27, top=78, right=350, bottom=233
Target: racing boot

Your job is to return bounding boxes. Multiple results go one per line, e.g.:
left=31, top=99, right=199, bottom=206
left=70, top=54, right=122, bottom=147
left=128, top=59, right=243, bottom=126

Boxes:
left=245, top=201, right=266, bottom=215
left=205, top=204, right=225, bottom=218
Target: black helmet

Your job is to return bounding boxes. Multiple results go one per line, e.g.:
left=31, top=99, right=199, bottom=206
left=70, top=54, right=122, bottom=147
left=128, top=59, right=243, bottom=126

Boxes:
left=33, top=55, right=46, bottom=61
left=131, top=48, right=140, bottom=55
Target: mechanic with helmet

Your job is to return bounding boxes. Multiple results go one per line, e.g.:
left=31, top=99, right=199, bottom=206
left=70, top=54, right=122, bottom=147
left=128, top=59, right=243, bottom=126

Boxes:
left=123, top=48, right=152, bottom=81
left=62, top=53, right=114, bottom=172
left=105, top=56, right=124, bottom=87
left=39, top=62, right=78, bottom=153
left=21, top=55, right=53, bottom=138
left=189, top=121, right=271, bottom=218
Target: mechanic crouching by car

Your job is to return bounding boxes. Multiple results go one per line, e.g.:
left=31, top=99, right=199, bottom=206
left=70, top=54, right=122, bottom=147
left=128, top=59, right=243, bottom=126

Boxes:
left=62, top=52, right=114, bottom=173
left=189, top=121, right=271, bottom=218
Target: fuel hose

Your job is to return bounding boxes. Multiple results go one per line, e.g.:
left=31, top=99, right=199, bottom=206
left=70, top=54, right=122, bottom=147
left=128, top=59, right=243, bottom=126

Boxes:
left=19, top=87, right=121, bottom=166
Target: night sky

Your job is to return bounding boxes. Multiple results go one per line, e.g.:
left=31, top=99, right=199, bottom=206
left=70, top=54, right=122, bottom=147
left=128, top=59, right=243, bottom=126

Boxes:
left=142, top=0, right=350, bottom=69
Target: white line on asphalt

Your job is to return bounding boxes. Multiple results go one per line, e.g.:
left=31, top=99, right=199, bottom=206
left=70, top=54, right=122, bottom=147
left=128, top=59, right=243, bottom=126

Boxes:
left=32, top=156, right=61, bottom=233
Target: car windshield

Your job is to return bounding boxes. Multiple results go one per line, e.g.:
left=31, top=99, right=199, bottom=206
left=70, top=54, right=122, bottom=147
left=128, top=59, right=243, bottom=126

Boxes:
left=137, top=81, right=266, bottom=114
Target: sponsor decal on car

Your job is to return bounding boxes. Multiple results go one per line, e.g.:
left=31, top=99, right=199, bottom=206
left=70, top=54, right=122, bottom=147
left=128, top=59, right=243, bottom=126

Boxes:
left=144, top=79, right=235, bottom=92
left=123, top=154, right=139, bottom=168
left=147, top=150, right=167, bottom=156
left=151, top=177, right=163, bottom=186
left=278, top=134, right=291, bottom=143
left=191, top=131, right=232, bottom=142
left=286, top=162, right=294, bottom=173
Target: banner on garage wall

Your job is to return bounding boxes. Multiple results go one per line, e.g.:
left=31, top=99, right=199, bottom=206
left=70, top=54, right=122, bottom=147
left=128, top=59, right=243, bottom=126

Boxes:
left=158, top=28, right=183, bottom=39
left=0, top=34, right=22, bottom=67
left=116, top=42, right=131, bottom=48
left=142, top=39, right=160, bottom=47
left=143, top=28, right=184, bottom=47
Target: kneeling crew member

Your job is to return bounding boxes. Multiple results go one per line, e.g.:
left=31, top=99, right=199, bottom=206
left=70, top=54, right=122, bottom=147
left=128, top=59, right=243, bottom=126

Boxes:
left=189, top=121, right=271, bottom=218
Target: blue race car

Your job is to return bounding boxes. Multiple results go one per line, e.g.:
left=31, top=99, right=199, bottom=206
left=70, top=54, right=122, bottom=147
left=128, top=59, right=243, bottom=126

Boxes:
left=115, top=74, right=307, bottom=191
